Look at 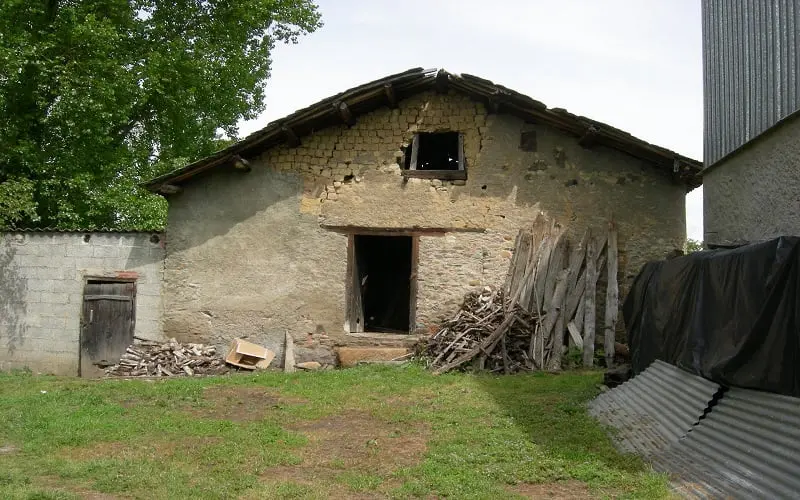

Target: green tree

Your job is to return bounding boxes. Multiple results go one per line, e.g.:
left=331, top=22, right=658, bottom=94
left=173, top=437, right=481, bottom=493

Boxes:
left=0, top=0, right=321, bottom=229
left=685, top=239, right=704, bottom=253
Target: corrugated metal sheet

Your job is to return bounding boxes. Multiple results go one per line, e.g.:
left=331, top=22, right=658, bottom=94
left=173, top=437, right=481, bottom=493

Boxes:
left=654, top=387, right=800, bottom=499
left=703, top=0, right=800, bottom=166
left=588, top=360, right=720, bottom=456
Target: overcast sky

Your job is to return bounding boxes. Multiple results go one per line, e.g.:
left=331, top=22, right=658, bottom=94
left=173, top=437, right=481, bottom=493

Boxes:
left=240, top=0, right=704, bottom=240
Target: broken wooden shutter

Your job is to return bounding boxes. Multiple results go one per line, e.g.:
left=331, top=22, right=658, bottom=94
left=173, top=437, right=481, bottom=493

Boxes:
left=458, top=133, right=466, bottom=171
left=347, top=235, right=365, bottom=333
left=408, top=237, right=419, bottom=333
left=409, top=134, right=420, bottom=170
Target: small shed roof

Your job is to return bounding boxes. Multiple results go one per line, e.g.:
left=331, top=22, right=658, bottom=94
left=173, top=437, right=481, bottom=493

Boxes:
left=145, top=68, right=702, bottom=191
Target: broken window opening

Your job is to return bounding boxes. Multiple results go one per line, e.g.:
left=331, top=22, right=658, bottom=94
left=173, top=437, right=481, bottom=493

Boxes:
left=348, top=235, right=416, bottom=334
left=402, top=132, right=467, bottom=180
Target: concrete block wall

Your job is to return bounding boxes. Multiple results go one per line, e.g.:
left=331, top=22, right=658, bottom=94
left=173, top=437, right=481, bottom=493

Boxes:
left=164, top=90, right=687, bottom=359
left=0, top=232, right=165, bottom=375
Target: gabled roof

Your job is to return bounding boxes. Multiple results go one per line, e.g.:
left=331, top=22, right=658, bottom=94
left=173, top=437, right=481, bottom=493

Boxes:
left=145, top=68, right=702, bottom=191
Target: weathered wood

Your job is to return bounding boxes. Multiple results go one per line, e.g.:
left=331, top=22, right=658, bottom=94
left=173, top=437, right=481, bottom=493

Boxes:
left=409, top=236, right=419, bottom=333
left=538, top=269, right=570, bottom=369
left=383, top=83, right=398, bottom=108
left=284, top=331, right=296, bottom=373
left=435, top=69, right=449, bottom=94
left=578, top=125, right=600, bottom=148
left=604, top=221, right=619, bottom=369
left=346, top=235, right=364, bottom=333
left=409, top=133, right=420, bottom=170
left=570, top=292, right=585, bottom=349
left=281, top=125, right=300, bottom=147
left=567, top=321, right=582, bottom=347
left=333, top=101, right=355, bottom=126
left=566, top=229, right=589, bottom=293
left=401, top=169, right=467, bottom=180
left=583, top=233, right=597, bottom=367
left=232, top=155, right=251, bottom=172
left=158, top=184, right=182, bottom=195
left=433, top=307, right=519, bottom=375
left=543, top=235, right=568, bottom=313
left=81, top=281, right=135, bottom=377
left=458, top=133, right=466, bottom=171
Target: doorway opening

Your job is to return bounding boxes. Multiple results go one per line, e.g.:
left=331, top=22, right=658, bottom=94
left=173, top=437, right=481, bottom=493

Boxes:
left=80, top=279, right=136, bottom=377
left=348, top=234, right=416, bottom=333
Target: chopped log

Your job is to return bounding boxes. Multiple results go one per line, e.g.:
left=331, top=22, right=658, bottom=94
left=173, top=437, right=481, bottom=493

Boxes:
left=583, top=232, right=597, bottom=367
left=604, top=221, right=619, bottom=368
left=104, top=338, right=228, bottom=377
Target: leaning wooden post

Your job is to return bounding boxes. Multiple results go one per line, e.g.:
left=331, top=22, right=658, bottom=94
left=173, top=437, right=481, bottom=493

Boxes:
left=604, top=221, right=619, bottom=369
left=583, top=231, right=597, bottom=367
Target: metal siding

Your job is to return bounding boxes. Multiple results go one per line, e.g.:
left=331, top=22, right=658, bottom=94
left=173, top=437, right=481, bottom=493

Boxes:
left=588, top=360, right=720, bottom=456
left=703, top=0, right=800, bottom=166
left=653, top=387, right=800, bottom=499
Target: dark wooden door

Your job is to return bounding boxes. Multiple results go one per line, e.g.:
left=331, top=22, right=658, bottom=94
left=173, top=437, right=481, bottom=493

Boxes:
left=80, top=281, right=136, bottom=377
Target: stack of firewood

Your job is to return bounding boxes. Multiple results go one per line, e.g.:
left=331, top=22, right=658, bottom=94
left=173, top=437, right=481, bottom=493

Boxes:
left=427, top=287, right=538, bottom=374
left=104, top=338, right=229, bottom=377
left=428, top=212, right=619, bottom=374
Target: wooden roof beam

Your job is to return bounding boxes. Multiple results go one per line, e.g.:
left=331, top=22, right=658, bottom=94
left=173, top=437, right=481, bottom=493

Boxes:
left=383, top=83, right=398, bottom=108
left=578, top=126, right=600, bottom=148
left=158, top=184, right=182, bottom=195
left=281, top=124, right=300, bottom=147
left=233, top=155, right=251, bottom=172
left=435, top=70, right=449, bottom=94
left=333, top=100, right=355, bottom=126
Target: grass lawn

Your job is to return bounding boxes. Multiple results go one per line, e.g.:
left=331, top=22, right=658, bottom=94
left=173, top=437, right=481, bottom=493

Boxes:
left=0, top=365, right=668, bottom=499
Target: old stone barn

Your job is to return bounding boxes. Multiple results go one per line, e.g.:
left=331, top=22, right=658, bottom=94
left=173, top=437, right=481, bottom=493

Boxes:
left=1, top=68, right=701, bottom=373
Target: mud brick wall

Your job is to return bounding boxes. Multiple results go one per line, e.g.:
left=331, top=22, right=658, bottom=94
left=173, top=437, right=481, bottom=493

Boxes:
left=163, top=91, right=685, bottom=356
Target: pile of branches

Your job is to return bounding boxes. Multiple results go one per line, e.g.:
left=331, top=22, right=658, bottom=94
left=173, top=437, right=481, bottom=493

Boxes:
left=105, top=338, right=229, bottom=377
left=426, top=287, right=539, bottom=374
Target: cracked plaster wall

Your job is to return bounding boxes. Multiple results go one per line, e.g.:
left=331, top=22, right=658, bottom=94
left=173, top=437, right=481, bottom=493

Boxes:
left=163, top=91, right=685, bottom=356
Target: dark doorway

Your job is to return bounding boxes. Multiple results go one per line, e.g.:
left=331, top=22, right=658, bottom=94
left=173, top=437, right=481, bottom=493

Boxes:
left=349, top=235, right=415, bottom=333
left=80, top=280, right=136, bottom=377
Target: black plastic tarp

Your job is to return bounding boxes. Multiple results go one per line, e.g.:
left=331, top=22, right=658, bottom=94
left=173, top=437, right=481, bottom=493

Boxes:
left=624, top=236, right=800, bottom=397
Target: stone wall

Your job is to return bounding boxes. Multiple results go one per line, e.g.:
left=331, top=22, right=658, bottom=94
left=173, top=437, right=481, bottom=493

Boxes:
left=0, top=232, right=164, bottom=375
left=704, top=114, right=800, bottom=246
left=164, top=90, right=686, bottom=357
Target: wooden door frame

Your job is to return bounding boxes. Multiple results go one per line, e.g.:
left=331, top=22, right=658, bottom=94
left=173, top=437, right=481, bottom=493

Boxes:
left=345, top=233, right=419, bottom=334
left=79, top=276, right=137, bottom=376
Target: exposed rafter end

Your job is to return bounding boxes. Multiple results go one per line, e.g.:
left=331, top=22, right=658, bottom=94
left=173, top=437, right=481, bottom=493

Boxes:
left=281, top=124, right=301, bottom=147
left=578, top=126, right=600, bottom=148
left=383, top=83, right=398, bottom=108
left=158, top=184, right=182, bottom=195
left=435, top=70, right=449, bottom=94
left=333, top=100, right=355, bottom=126
left=233, top=155, right=251, bottom=172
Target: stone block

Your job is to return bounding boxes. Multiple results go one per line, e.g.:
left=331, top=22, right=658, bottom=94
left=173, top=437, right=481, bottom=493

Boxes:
left=93, top=245, right=119, bottom=258
left=336, top=347, right=411, bottom=367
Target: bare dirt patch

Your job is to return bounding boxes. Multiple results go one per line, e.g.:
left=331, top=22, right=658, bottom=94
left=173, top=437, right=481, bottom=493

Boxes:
left=37, top=475, right=125, bottom=500
left=62, top=436, right=221, bottom=462
left=260, top=411, right=430, bottom=496
left=188, top=385, right=307, bottom=422
left=509, top=480, right=593, bottom=499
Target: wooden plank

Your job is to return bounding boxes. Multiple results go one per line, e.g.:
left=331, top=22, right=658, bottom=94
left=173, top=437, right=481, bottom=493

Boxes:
left=537, top=269, right=570, bottom=370
left=567, top=321, right=582, bottom=347
left=409, top=236, right=419, bottom=333
left=346, top=235, right=364, bottom=333
left=566, top=229, right=589, bottom=293
left=604, top=221, right=619, bottom=369
left=83, top=295, right=132, bottom=301
left=383, top=83, right=398, bottom=108
left=458, top=132, right=466, bottom=172
left=583, top=233, right=597, bottom=367
left=409, top=134, right=420, bottom=170
left=543, top=235, right=568, bottom=313
left=570, top=291, right=585, bottom=349
left=333, top=101, right=355, bottom=126
left=401, top=169, right=467, bottom=180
